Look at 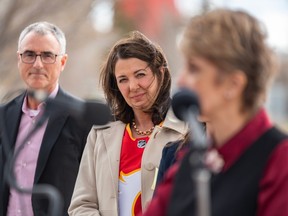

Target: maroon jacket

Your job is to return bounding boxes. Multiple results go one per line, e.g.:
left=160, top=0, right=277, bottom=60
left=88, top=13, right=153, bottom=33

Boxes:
left=142, top=109, right=288, bottom=216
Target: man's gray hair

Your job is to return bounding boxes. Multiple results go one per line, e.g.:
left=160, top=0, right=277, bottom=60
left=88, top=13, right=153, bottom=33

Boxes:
left=18, top=21, right=66, bottom=54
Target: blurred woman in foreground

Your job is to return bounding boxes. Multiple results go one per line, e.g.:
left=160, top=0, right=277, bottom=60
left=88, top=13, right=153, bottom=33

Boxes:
left=143, top=8, right=288, bottom=216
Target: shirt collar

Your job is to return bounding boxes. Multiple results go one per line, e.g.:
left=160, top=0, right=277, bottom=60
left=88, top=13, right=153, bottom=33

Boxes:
left=22, top=84, right=59, bottom=117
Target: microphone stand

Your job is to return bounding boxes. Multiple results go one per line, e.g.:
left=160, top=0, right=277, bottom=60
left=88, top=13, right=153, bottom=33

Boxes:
left=184, top=105, right=211, bottom=216
left=1, top=106, right=64, bottom=216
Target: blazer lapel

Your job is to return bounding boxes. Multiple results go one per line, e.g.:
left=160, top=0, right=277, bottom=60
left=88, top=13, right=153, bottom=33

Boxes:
left=5, top=94, right=25, bottom=151
left=34, top=89, right=69, bottom=183
left=34, top=111, right=68, bottom=183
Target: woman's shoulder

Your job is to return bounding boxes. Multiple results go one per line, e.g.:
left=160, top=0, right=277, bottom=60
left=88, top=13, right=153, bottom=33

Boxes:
left=91, top=120, right=125, bottom=131
left=162, top=109, right=188, bottom=135
left=86, top=120, right=126, bottom=145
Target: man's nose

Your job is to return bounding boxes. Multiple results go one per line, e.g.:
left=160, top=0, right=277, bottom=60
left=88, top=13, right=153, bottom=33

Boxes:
left=33, top=55, right=44, bottom=68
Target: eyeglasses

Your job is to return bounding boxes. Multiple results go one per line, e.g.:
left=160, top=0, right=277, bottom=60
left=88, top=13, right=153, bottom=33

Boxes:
left=19, top=51, right=63, bottom=64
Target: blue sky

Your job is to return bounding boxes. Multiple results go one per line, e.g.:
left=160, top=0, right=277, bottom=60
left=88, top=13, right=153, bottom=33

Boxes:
left=175, top=0, right=288, bottom=52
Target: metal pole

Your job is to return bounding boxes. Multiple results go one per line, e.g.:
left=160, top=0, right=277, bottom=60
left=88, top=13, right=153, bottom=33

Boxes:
left=185, top=108, right=211, bottom=216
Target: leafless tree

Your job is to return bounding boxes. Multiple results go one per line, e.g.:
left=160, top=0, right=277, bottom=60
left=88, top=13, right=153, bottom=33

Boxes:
left=0, top=0, right=96, bottom=102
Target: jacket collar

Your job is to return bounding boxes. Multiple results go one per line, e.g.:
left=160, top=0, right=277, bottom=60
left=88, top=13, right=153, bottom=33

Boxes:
left=162, top=108, right=188, bottom=134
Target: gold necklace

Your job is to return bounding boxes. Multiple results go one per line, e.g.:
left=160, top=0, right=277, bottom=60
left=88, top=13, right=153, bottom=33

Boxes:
left=132, top=119, right=155, bottom=136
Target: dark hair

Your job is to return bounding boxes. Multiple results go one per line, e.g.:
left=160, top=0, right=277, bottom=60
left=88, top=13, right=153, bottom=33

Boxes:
left=180, top=9, right=278, bottom=112
left=100, top=31, right=171, bottom=124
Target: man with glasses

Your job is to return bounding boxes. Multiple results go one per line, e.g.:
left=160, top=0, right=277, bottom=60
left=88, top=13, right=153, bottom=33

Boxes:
left=0, top=22, right=93, bottom=216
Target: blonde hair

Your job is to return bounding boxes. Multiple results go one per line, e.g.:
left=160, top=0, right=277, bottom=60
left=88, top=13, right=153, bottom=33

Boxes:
left=181, top=9, right=278, bottom=112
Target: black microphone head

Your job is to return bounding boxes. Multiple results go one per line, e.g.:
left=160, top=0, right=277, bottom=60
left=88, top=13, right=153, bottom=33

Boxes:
left=171, top=88, right=200, bottom=121
left=82, top=100, right=113, bottom=127
left=27, top=89, right=113, bottom=127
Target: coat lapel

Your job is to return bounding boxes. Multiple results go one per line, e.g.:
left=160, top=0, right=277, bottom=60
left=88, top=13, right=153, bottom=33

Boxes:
left=102, top=122, right=125, bottom=195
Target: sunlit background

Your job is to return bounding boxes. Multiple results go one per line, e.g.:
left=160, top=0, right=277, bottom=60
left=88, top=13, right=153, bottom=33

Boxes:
left=0, top=0, right=287, bottom=130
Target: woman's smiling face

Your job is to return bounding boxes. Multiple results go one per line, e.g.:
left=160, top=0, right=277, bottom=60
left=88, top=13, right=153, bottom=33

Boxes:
left=115, top=58, right=159, bottom=111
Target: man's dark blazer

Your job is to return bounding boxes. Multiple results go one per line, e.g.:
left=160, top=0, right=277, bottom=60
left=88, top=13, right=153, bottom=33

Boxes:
left=0, top=88, right=93, bottom=216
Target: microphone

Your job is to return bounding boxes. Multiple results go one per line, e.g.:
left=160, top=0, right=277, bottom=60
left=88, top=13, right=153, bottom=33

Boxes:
left=172, top=88, right=211, bottom=216
left=28, top=90, right=113, bottom=126
left=172, top=88, right=206, bottom=148
left=172, top=88, right=200, bottom=121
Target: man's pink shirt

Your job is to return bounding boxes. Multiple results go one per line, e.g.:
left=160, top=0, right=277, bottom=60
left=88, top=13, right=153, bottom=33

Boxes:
left=7, top=86, right=58, bottom=216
